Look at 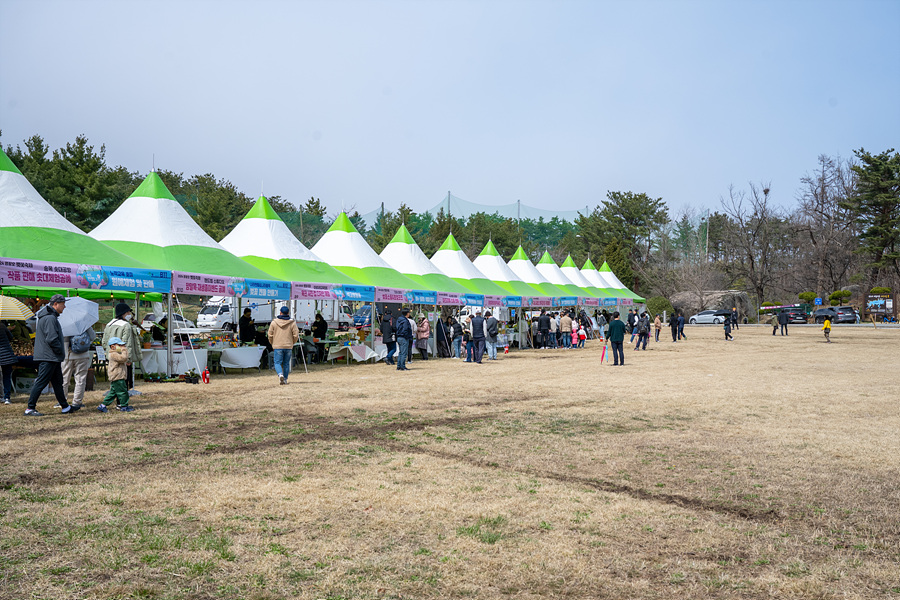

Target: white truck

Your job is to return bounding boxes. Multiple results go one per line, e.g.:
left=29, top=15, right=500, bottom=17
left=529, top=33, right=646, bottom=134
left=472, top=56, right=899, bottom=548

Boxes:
left=294, top=299, right=352, bottom=331
left=196, top=296, right=283, bottom=331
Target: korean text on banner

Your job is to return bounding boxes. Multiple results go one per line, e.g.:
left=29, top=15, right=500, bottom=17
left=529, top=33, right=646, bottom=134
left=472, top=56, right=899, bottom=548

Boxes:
left=484, top=295, right=505, bottom=307
left=620, top=298, right=634, bottom=306
left=436, top=292, right=464, bottom=306
left=342, top=285, right=376, bottom=302
left=292, top=282, right=343, bottom=300
left=375, top=287, right=407, bottom=303
left=602, top=298, right=618, bottom=307
left=406, top=290, right=437, bottom=304
left=581, top=297, right=600, bottom=307
left=527, top=297, right=553, bottom=308
left=557, top=296, right=578, bottom=306
left=463, top=294, right=485, bottom=307
left=504, top=296, right=523, bottom=308
left=0, top=258, right=77, bottom=288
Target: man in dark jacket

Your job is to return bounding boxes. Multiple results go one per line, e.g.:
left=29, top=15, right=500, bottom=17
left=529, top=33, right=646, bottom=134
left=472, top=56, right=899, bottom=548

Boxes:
left=731, top=307, right=740, bottom=330
left=394, top=308, right=413, bottom=371
left=26, top=295, right=81, bottom=416
left=484, top=310, right=499, bottom=360
left=470, top=308, right=486, bottom=364
left=627, top=309, right=637, bottom=342
left=537, top=310, right=551, bottom=349
left=607, top=311, right=627, bottom=366
left=380, top=309, right=396, bottom=365
left=778, top=310, right=789, bottom=336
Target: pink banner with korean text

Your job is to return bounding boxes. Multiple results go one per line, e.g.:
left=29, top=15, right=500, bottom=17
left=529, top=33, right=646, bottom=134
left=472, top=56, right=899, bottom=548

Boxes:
left=436, top=292, right=464, bottom=306
left=1, top=257, right=171, bottom=292
left=291, top=282, right=343, bottom=301
left=580, top=297, right=600, bottom=307
left=526, top=296, right=553, bottom=308
left=484, top=295, right=505, bottom=307
left=375, top=287, right=407, bottom=303
left=172, top=271, right=290, bottom=299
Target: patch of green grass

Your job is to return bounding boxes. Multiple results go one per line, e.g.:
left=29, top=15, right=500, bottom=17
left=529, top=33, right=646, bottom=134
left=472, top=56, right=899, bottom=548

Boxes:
left=457, top=515, right=507, bottom=544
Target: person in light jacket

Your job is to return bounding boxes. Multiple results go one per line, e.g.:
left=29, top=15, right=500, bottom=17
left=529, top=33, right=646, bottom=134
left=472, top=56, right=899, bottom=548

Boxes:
left=415, top=314, right=430, bottom=361
left=267, top=306, right=299, bottom=385
left=62, top=327, right=95, bottom=408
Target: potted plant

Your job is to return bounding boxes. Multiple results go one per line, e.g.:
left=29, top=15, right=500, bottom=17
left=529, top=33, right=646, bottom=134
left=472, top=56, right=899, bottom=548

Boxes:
left=184, top=368, right=200, bottom=384
left=141, top=331, right=152, bottom=349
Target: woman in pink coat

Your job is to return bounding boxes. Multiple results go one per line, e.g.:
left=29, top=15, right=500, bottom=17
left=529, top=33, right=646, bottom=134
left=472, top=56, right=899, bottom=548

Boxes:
left=415, top=314, right=431, bottom=361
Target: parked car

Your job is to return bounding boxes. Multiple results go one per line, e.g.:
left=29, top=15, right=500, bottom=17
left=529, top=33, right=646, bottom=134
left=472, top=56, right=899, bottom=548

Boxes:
left=688, top=310, right=728, bottom=324
left=783, top=309, right=808, bottom=324
left=815, top=306, right=857, bottom=324
left=140, top=312, right=195, bottom=331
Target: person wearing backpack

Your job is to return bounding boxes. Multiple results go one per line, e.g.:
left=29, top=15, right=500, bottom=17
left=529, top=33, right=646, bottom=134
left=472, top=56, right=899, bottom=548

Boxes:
left=61, top=326, right=95, bottom=409
left=484, top=310, right=499, bottom=360
left=634, top=312, right=650, bottom=350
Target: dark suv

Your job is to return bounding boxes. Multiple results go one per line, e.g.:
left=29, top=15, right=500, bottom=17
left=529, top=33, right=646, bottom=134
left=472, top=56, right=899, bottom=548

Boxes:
left=783, top=309, right=808, bottom=324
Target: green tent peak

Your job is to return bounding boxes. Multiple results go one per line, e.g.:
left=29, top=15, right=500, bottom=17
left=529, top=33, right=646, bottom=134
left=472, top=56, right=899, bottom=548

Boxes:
left=438, top=233, right=462, bottom=252
left=327, top=212, right=360, bottom=234
left=244, top=196, right=283, bottom=222
left=0, top=149, right=23, bottom=175
left=479, top=240, right=500, bottom=257
left=130, top=172, right=177, bottom=201
left=510, top=246, right=529, bottom=261
left=561, top=255, right=577, bottom=268
left=599, top=261, right=612, bottom=272
left=581, top=258, right=597, bottom=270
left=537, top=251, right=557, bottom=265
left=389, top=224, right=416, bottom=245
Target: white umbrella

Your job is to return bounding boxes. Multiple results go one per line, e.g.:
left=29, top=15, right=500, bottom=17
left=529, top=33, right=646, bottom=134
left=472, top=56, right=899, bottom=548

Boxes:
left=58, top=297, right=100, bottom=337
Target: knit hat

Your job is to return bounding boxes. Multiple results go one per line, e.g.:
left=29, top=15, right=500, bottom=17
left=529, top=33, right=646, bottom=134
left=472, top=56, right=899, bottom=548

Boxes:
left=115, top=303, right=132, bottom=318
left=280, top=306, right=290, bottom=315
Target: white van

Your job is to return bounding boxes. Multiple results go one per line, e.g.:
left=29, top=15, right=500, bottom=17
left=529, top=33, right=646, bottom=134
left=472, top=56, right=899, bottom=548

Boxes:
left=197, top=297, right=281, bottom=330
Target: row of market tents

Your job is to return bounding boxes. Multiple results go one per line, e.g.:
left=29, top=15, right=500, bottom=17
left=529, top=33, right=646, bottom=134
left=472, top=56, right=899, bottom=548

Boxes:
left=0, top=147, right=643, bottom=305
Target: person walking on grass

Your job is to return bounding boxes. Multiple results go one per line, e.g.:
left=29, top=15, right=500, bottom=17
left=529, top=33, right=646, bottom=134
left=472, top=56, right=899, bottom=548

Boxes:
left=560, top=311, right=573, bottom=349
left=654, top=314, right=662, bottom=342
left=61, top=324, right=95, bottom=409
left=669, top=313, right=679, bottom=342
left=470, top=308, right=486, bottom=364
left=1, top=321, right=17, bottom=405
left=25, top=295, right=81, bottom=416
left=267, top=306, right=299, bottom=385
left=380, top=308, right=396, bottom=365
left=485, top=310, right=499, bottom=360
left=635, top=312, right=650, bottom=350
left=628, top=309, right=638, bottom=343
left=96, top=337, right=134, bottom=412
left=395, top=308, right=413, bottom=371
left=677, top=312, right=686, bottom=340
left=731, top=307, right=740, bottom=330
left=778, top=309, right=789, bottom=336
left=822, top=317, right=832, bottom=343
left=608, top=311, right=626, bottom=366
left=724, top=320, right=734, bottom=341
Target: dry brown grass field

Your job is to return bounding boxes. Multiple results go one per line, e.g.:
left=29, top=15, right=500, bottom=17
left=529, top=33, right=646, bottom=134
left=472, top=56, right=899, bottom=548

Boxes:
left=1, top=325, right=898, bottom=600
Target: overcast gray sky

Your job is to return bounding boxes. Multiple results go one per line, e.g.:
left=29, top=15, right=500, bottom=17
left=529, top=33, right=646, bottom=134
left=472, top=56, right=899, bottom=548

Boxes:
left=1, top=0, right=898, bottom=220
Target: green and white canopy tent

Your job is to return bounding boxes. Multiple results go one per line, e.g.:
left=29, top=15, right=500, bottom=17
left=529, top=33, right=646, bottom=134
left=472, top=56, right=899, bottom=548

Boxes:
left=597, top=261, right=644, bottom=302
left=90, top=172, right=273, bottom=279
left=579, top=258, right=615, bottom=296
left=219, top=196, right=360, bottom=285
left=378, top=224, right=469, bottom=294
left=506, top=246, right=569, bottom=297
left=472, top=240, right=549, bottom=298
left=0, top=149, right=150, bottom=267
left=310, top=212, right=421, bottom=290
left=429, top=233, right=511, bottom=298
left=535, top=251, right=598, bottom=298
left=560, top=255, right=610, bottom=298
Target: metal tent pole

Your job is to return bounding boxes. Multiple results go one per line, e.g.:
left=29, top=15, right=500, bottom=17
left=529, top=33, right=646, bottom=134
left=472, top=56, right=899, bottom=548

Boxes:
left=166, top=293, right=174, bottom=377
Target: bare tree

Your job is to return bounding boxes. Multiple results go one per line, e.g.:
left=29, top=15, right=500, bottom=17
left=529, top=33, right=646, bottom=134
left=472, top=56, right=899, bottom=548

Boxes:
left=720, top=182, right=782, bottom=304
left=793, top=155, right=858, bottom=297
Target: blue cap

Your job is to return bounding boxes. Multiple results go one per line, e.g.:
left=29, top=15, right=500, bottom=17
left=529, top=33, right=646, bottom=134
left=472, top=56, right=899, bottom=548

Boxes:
left=108, top=337, right=125, bottom=346
left=280, top=306, right=290, bottom=315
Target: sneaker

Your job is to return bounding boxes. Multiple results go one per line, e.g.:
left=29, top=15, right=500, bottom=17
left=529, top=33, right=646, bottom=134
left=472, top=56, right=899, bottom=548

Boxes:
left=2, top=398, right=10, bottom=405
left=24, top=409, right=44, bottom=416
left=97, top=404, right=108, bottom=413
left=71, top=402, right=84, bottom=409
left=61, top=404, right=81, bottom=414
left=117, top=406, right=135, bottom=412
left=279, top=375, right=285, bottom=385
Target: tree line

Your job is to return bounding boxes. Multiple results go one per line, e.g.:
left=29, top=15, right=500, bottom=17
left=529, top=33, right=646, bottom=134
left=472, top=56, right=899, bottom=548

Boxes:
left=3, top=131, right=898, bottom=307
